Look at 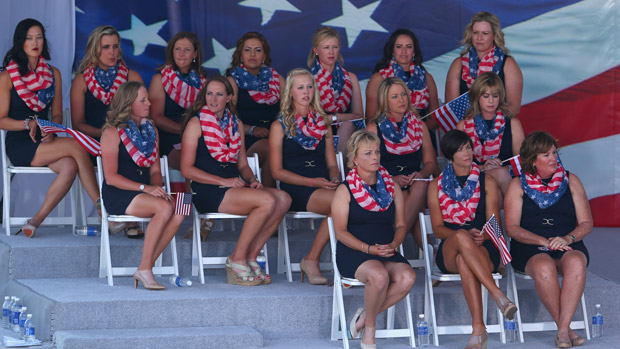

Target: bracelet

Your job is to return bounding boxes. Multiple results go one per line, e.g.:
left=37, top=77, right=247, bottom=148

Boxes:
left=24, top=119, right=30, bottom=130
left=361, top=243, right=365, bottom=253
left=242, top=175, right=257, bottom=185
left=568, top=234, right=576, bottom=243
left=310, top=178, right=313, bottom=187
left=367, top=244, right=371, bottom=254
left=248, top=126, right=256, bottom=136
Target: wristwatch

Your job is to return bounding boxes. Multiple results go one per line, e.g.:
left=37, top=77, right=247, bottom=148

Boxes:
left=568, top=234, right=576, bottom=243
left=139, top=184, right=145, bottom=192
left=332, top=115, right=338, bottom=122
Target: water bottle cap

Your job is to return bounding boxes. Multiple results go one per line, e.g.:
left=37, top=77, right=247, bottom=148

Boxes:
left=4, top=296, right=8, bottom=299
left=26, top=314, right=32, bottom=318
left=595, top=304, right=601, bottom=307
left=21, top=307, right=26, bottom=311
left=419, top=314, right=424, bottom=319
left=14, top=298, right=19, bottom=301
left=186, top=280, right=193, bottom=286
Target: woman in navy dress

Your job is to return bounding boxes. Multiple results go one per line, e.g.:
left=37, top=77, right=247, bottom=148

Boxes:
left=456, top=72, right=524, bottom=197
left=226, top=32, right=284, bottom=187
left=445, top=11, right=523, bottom=116
left=0, top=18, right=100, bottom=238
left=149, top=31, right=206, bottom=170
left=307, top=27, right=363, bottom=162
left=428, top=130, right=517, bottom=349
left=366, top=77, right=439, bottom=251
left=100, top=81, right=185, bottom=290
left=332, top=130, right=415, bottom=348
left=269, top=68, right=341, bottom=285
left=181, top=75, right=290, bottom=286
left=505, top=131, right=591, bottom=347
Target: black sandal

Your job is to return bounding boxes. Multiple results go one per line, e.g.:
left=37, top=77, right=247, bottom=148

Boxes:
left=124, top=225, right=144, bottom=239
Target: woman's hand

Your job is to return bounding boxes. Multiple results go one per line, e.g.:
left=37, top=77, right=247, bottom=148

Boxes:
left=28, top=119, right=38, bottom=142
left=465, top=228, right=484, bottom=246
left=220, top=177, right=248, bottom=188
left=548, top=236, right=573, bottom=251
left=250, top=180, right=263, bottom=189
left=483, top=157, right=502, bottom=171
left=371, top=244, right=396, bottom=257
left=143, top=185, right=172, bottom=201
left=393, top=175, right=411, bottom=187
left=312, top=177, right=339, bottom=190
left=40, top=131, right=54, bottom=144
left=251, top=126, right=269, bottom=138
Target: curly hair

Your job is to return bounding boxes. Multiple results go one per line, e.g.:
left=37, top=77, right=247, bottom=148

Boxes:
left=279, top=68, right=328, bottom=137
left=104, top=81, right=146, bottom=129
left=157, top=31, right=205, bottom=76
left=373, top=28, right=424, bottom=73
left=225, top=32, right=272, bottom=76
left=77, top=25, right=125, bottom=74
left=464, top=72, right=511, bottom=120
left=306, top=26, right=344, bottom=68
left=3, top=19, right=51, bottom=75
left=460, top=11, right=510, bottom=55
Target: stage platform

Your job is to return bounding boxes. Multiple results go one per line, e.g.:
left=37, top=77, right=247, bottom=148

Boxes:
left=0, top=220, right=618, bottom=348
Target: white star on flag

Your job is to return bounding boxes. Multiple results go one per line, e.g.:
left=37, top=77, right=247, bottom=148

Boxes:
left=322, top=0, right=387, bottom=48
left=239, top=0, right=301, bottom=26
left=202, top=38, right=236, bottom=75
left=119, top=14, right=167, bottom=56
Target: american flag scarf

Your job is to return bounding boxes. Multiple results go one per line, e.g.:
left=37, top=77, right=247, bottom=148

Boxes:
left=280, top=110, right=328, bottom=150
left=310, top=59, right=352, bottom=114
left=83, top=62, right=128, bottom=105
left=6, top=58, right=55, bottom=112
left=199, top=107, right=241, bottom=163
left=379, top=59, right=429, bottom=110
left=230, top=65, right=280, bottom=105
left=161, top=64, right=206, bottom=109
left=461, top=46, right=506, bottom=89
left=463, top=112, right=506, bottom=163
left=377, top=111, right=423, bottom=155
left=438, top=163, right=481, bottom=225
left=347, top=166, right=395, bottom=212
left=118, top=119, right=158, bottom=167
left=520, top=159, right=569, bottom=209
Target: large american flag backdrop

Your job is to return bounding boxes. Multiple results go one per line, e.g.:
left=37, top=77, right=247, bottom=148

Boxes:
left=75, top=0, right=620, bottom=226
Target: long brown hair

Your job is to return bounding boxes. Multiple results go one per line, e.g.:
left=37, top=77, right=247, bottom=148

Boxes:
left=464, top=72, right=511, bottom=119
left=157, top=31, right=205, bottom=76
left=182, top=75, right=236, bottom=133
left=225, top=32, right=272, bottom=76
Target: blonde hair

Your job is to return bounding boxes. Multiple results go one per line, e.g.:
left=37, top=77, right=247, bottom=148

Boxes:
left=347, top=130, right=381, bottom=169
left=280, top=68, right=328, bottom=137
left=78, top=25, right=124, bottom=74
left=372, top=77, right=416, bottom=124
left=104, top=81, right=145, bottom=129
left=460, top=11, right=510, bottom=55
left=306, top=26, right=344, bottom=68
left=464, top=72, right=511, bottom=119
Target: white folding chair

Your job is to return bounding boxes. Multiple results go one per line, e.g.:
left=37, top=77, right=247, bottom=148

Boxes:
left=1, top=130, right=79, bottom=236
left=419, top=213, right=506, bottom=346
left=328, top=217, right=416, bottom=348
left=190, top=154, right=270, bottom=284
left=277, top=152, right=346, bottom=282
left=505, top=238, right=590, bottom=343
left=96, top=156, right=179, bottom=286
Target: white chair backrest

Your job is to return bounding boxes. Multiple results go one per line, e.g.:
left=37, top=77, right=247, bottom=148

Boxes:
left=336, top=152, right=345, bottom=180
left=1, top=130, right=12, bottom=168
left=327, top=217, right=341, bottom=277
left=247, top=153, right=261, bottom=183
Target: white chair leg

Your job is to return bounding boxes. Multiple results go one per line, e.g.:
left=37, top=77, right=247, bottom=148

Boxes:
left=170, top=237, right=179, bottom=276
left=262, top=243, right=269, bottom=275
left=405, top=293, right=416, bottom=347
left=482, top=286, right=488, bottom=325
left=580, top=293, right=590, bottom=340
left=507, top=266, right=525, bottom=343
left=330, top=281, right=341, bottom=341
left=336, top=283, right=349, bottom=349
left=278, top=219, right=293, bottom=282
left=3, top=171, right=10, bottom=236
left=387, top=305, right=395, bottom=330
left=495, top=279, right=506, bottom=344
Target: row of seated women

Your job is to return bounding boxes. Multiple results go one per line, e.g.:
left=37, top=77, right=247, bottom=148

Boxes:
left=0, top=13, right=589, bottom=348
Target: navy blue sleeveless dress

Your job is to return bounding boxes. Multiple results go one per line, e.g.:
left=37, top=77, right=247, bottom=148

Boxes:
left=472, top=117, right=513, bottom=165
left=101, top=141, right=151, bottom=215
left=84, top=89, right=109, bottom=137
left=279, top=131, right=329, bottom=212
left=510, top=173, right=590, bottom=272
left=5, top=87, right=51, bottom=166
left=336, top=181, right=411, bottom=278
left=158, top=94, right=185, bottom=156
left=236, top=87, right=280, bottom=150
left=435, top=173, right=501, bottom=273
left=376, top=122, right=423, bottom=181
left=190, top=116, right=240, bottom=213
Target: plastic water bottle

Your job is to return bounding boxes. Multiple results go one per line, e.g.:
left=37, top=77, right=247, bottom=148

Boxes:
left=169, top=275, right=192, bottom=287
left=74, top=226, right=99, bottom=236
left=417, top=314, right=430, bottom=346
left=24, top=314, right=34, bottom=343
left=505, top=318, right=517, bottom=343
left=592, top=304, right=603, bottom=338
left=5, top=296, right=15, bottom=329
left=2, top=296, right=10, bottom=329
left=18, top=307, right=27, bottom=339
left=11, top=297, right=22, bottom=332
left=257, top=248, right=267, bottom=271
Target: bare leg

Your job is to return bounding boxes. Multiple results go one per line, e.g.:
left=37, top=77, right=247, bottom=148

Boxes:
left=557, top=251, right=587, bottom=341
left=354, top=260, right=390, bottom=346
left=247, top=188, right=291, bottom=260
left=28, top=157, right=77, bottom=227
left=303, top=188, right=337, bottom=275
left=486, top=167, right=511, bottom=208
left=456, top=254, right=486, bottom=335
left=151, top=213, right=185, bottom=265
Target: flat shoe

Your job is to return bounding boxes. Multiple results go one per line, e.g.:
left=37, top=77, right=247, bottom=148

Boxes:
left=555, top=335, right=572, bottom=348
left=124, top=225, right=144, bottom=239
left=570, top=335, right=585, bottom=346
left=109, top=222, right=128, bottom=235
left=348, top=307, right=364, bottom=339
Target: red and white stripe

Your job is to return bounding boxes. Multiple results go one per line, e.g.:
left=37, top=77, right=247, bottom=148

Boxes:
left=461, top=46, right=498, bottom=89
left=83, top=63, right=129, bottom=105
left=174, top=193, right=193, bottom=216
left=507, top=155, right=522, bottom=176
left=199, top=107, right=241, bottom=163
left=382, top=111, right=424, bottom=155
left=295, top=109, right=327, bottom=141
left=161, top=64, right=206, bottom=109
left=247, top=66, right=280, bottom=105
left=438, top=164, right=481, bottom=225
left=379, top=60, right=430, bottom=110
left=6, top=58, right=54, bottom=112
left=346, top=166, right=395, bottom=212
left=118, top=128, right=158, bottom=167
left=314, top=65, right=353, bottom=114
left=463, top=112, right=505, bottom=163
left=482, top=214, right=512, bottom=265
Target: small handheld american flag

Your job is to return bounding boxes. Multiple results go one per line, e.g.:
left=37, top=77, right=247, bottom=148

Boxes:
left=174, top=192, right=193, bottom=216
left=427, top=92, right=470, bottom=133
left=482, top=214, right=512, bottom=265
left=506, top=155, right=522, bottom=176
left=37, top=119, right=101, bottom=156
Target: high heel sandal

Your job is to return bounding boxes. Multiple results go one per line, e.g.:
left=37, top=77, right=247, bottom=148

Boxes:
left=15, top=220, right=37, bottom=238
left=570, top=335, right=585, bottom=347
left=247, top=260, right=272, bottom=285
left=348, top=307, right=364, bottom=339
left=133, top=270, right=165, bottom=290
left=465, top=330, right=488, bottom=349
left=360, top=327, right=376, bottom=349
left=555, top=335, right=572, bottom=348
left=299, top=257, right=328, bottom=285
left=225, top=257, right=261, bottom=286
left=496, top=295, right=518, bottom=320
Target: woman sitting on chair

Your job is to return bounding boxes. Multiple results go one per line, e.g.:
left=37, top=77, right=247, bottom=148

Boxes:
left=181, top=75, right=290, bottom=286
left=332, top=130, right=415, bottom=348
left=505, top=131, right=591, bottom=348
left=0, top=18, right=100, bottom=238
left=269, top=68, right=341, bottom=285
left=100, top=81, right=185, bottom=290
left=427, top=129, right=517, bottom=348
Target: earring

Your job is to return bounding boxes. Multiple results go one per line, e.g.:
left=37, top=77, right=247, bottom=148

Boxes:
left=192, top=57, right=196, bottom=63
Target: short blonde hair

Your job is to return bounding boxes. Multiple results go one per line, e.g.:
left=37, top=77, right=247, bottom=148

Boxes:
left=104, top=81, right=145, bottom=129
left=372, top=77, right=416, bottom=124
left=307, top=26, right=344, bottom=68
left=464, top=72, right=511, bottom=119
left=280, top=68, right=328, bottom=137
left=460, top=11, right=510, bottom=55
left=347, top=130, right=381, bottom=169
left=78, top=25, right=124, bottom=74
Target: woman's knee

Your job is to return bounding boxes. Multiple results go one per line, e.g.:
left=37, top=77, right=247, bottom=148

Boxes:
left=561, top=252, right=587, bottom=275
left=154, top=198, right=174, bottom=218
left=397, top=267, right=416, bottom=290
left=366, top=268, right=390, bottom=289
left=528, top=257, right=558, bottom=282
